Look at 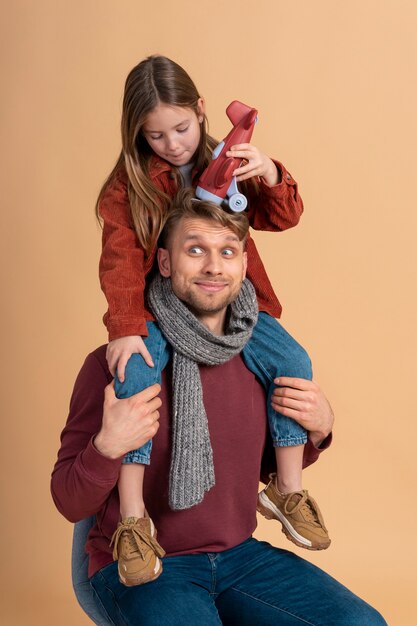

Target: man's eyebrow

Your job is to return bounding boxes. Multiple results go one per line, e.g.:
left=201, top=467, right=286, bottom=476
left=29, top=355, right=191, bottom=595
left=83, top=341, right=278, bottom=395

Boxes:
left=183, top=233, right=240, bottom=243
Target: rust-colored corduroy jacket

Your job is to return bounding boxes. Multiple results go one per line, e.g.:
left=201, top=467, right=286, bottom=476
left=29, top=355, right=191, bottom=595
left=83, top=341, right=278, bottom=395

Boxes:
left=99, top=156, right=304, bottom=340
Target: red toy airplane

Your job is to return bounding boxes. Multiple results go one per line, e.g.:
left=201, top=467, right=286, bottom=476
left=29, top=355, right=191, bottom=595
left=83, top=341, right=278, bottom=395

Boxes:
left=195, top=100, right=258, bottom=212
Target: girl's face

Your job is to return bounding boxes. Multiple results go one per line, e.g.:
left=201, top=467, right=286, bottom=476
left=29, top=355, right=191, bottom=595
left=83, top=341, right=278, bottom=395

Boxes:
left=142, top=100, right=204, bottom=167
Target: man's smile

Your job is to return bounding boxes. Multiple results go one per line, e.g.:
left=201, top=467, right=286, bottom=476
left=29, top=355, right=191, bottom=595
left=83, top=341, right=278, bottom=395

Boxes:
left=193, top=280, right=229, bottom=293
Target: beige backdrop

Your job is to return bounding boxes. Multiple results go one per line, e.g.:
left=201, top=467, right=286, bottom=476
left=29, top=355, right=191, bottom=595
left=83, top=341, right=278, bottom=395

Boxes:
left=1, top=1, right=416, bottom=624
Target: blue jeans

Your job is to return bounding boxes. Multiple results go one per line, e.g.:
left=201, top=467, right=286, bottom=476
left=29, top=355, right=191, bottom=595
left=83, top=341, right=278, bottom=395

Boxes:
left=242, top=312, right=311, bottom=447
left=116, top=321, right=171, bottom=464
left=90, top=537, right=386, bottom=625
left=116, top=313, right=311, bottom=464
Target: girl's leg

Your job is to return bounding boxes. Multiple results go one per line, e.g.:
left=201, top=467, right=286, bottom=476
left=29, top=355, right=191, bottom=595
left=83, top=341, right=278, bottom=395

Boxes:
left=118, top=464, right=146, bottom=519
left=115, top=321, right=171, bottom=399
left=241, top=312, right=311, bottom=450
left=111, top=322, right=170, bottom=586
left=242, top=313, right=330, bottom=549
left=274, top=444, right=304, bottom=494
left=115, top=321, right=171, bottom=517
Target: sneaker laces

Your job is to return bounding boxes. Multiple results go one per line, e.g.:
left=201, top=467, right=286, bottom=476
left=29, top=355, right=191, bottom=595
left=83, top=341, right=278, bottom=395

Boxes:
left=283, top=491, right=327, bottom=529
left=110, top=520, right=165, bottom=561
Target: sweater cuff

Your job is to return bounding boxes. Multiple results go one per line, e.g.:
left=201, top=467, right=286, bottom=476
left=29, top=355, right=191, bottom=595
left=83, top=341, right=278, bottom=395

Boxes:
left=315, top=431, right=333, bottom=451
left=80, top=437, right=123, bottom=484
left=302, top=432, right=333, bottom=469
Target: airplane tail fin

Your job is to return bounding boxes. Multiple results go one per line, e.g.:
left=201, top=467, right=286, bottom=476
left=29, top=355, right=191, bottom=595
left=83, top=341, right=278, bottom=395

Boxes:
left=226, top=101, right=258, bottom=129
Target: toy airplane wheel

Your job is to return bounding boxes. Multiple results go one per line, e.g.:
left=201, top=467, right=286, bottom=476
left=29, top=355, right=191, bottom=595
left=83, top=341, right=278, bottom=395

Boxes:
left=229, top=193, right=247, bottom=212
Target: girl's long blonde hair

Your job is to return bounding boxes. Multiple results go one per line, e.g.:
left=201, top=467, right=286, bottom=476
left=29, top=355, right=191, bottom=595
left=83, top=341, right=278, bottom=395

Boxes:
left=96, top=55, right=217, bottom=255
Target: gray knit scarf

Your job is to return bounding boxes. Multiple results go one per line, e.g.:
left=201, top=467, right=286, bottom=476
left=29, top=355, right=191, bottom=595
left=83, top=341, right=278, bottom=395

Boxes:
left=148, top=273, right=258, bottom=510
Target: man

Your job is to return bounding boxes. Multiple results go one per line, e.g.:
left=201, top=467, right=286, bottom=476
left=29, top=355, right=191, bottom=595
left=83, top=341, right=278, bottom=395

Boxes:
left=51, top=193, right=386, bottom=625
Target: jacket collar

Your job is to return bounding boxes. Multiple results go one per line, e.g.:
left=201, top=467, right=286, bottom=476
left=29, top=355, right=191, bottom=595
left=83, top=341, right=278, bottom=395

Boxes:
left=148, top=154, right=173, bottom=179
left=148, top=154, right=200, bottom=183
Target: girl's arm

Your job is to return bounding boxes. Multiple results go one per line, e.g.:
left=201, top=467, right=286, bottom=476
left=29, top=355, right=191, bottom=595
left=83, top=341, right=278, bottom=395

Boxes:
left=227, top=144, right=304, bottom=232
left=98, top=169, right=149, bottom=340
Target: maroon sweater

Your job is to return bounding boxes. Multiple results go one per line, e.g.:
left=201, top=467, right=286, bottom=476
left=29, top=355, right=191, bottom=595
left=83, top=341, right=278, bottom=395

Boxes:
left=51, top=346, right=329, bottom=578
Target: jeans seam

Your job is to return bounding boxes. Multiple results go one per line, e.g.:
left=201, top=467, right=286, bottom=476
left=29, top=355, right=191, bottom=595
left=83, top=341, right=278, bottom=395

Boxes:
left=242, top=342, right=274, bottom=384
left=147, top=321, right=170, bottom=375
left=274, top=434, right=308, bottom=447
left=229, top=586, right=318, bottom=626
left=91, top=570, right=128, bottom=626
left=122, top=454, right=150, bottom=465
left=90, top=584, right=117, bottom=626
left=208, top=555, right=218, bottom=595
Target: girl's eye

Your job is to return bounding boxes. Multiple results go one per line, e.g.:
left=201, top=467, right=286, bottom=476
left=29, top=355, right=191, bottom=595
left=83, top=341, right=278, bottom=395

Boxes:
left=177, top=126, right=189, bottom=134
left=150, top=134, right=162, bottom=140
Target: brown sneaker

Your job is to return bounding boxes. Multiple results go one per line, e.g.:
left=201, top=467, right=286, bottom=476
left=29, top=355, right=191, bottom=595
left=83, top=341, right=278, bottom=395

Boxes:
left=257, top=474, right=331, bottom=550
left=110, top=514, right=165, bottom=586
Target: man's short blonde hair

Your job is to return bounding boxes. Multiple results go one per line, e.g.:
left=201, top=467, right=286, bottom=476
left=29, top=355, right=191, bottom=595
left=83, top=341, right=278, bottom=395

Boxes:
left=159, top=188, right=249, bottom=248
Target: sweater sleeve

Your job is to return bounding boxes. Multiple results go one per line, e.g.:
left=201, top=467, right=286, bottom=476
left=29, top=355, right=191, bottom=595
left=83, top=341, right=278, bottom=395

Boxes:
left=50, top=350, right=123, bottom=522
left=302, top=433, right=332, bottom=468
left=246, top=160, right=304, bottom=232
left=98, top=171, right=149, bottom=340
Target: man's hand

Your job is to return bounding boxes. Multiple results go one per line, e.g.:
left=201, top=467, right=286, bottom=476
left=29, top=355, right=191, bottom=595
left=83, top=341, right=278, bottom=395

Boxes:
left=271, top=377, right=334, bottom=447
left=106, top=336, right=154, bottom=383
left=94, top=382, right=161, bottom=459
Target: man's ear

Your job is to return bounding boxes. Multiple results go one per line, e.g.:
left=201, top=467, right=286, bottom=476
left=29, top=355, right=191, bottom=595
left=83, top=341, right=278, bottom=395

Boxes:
left=157, top=248, right=171, bottom=277
left=242, top=250, right=248, bottom=280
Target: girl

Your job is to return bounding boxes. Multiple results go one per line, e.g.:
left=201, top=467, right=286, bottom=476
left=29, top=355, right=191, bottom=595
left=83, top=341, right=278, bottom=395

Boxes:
left=96, top=55, right=330, bottom=588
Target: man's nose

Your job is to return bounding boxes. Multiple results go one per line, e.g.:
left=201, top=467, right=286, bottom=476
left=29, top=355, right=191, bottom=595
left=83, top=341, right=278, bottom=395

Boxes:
left=202, top=252, right=223, bottom=274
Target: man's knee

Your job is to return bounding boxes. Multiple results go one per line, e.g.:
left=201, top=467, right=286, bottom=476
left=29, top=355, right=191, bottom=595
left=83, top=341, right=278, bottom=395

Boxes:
left=334, top=603, right=387, bottom=626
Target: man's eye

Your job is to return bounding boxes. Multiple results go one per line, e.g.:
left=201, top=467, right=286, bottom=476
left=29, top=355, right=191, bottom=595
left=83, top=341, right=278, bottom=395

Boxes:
left=189, top=246, right=203, bottom=254
left=222, top=249, right=234, bottom=257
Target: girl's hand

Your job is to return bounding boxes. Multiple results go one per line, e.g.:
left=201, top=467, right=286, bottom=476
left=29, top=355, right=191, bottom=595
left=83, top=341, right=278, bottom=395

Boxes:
left=226, top=144, right=279, bottom=187
left=106, top=336, right=154, bottom=383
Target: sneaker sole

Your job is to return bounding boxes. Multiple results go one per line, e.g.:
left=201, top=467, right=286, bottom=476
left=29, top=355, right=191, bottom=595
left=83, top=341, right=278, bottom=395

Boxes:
left=257, top=491, right=331, bottom=551
left=118, top=556, right=163, bottom=587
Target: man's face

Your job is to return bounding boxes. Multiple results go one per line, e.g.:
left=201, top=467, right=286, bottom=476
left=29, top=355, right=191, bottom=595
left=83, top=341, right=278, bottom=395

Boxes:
left=158, top=217, right=247, bottom=332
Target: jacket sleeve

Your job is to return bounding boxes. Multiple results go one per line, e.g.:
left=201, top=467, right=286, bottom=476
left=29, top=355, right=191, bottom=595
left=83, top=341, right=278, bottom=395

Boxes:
left=50, top=352, right=122, bottom=522
left=246, top=160, right=304, bottom=232
left=98, top=171, right=149, bottom=340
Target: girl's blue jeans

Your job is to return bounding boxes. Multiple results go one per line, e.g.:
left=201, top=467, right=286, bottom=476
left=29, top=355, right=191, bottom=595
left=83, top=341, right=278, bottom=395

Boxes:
left=116, top=313, right=311, bottom=465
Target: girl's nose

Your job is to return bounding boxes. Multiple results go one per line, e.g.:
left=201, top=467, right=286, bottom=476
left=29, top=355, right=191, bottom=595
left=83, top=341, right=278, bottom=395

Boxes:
left=166, top=135, right=179, bottom=151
